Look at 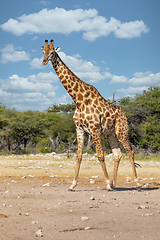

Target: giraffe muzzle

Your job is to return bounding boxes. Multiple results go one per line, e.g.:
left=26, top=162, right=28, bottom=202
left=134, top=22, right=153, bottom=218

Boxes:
left=42, top=59, right=48, bottom=65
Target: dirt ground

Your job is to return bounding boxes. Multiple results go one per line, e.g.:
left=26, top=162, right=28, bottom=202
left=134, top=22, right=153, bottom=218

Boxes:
left=0, top=154, right=160, bottom=240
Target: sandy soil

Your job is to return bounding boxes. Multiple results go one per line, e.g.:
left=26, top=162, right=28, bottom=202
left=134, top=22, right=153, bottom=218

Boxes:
left=0, top=154, right=160, bottom=240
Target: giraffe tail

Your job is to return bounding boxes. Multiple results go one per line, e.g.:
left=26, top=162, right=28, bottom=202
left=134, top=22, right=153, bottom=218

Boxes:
left=134, top=162, right=142, bottom=168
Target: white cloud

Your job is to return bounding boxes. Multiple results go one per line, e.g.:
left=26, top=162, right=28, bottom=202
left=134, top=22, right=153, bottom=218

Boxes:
left=6, top=72, right=58, bottom=93
left=47, top=91, right=56, bottom=97
left=1, top=8, right=149, bottom=41
left=111, top=75, right=128, bottom=84
left=32, top=36, right=39, bottom=41
left=30, top=57, right=44, bottom=69
left=0, top=88, right=53, bottom=111
left=129, top=71, right=160, bottom=86
left=105, top=70, right=160, bottom=87
left=115, top=71, right=160, bottom=98
left=105, top=71, right=128, bottom=84
left=0, top=44, right=30, bottom=64
left=40, top=1, right=51, bottom=5
left=32, top=51, right=107, bottom=83
left=117, top=86, right=149, bottom=96
left=31, top=72, right=58, bottom=83
left=0, top=72, right=59, bottom=111
left=115, top=20, right=149, bottom=39
left=58, top=51, right=106, bottom=82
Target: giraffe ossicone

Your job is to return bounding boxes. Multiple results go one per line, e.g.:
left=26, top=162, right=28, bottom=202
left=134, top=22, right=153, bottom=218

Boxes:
left=41, top=39, right=141, bottom=191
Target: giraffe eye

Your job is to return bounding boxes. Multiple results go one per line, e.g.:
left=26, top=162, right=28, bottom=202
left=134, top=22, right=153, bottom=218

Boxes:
left=49, top=52, right=53, bottom=57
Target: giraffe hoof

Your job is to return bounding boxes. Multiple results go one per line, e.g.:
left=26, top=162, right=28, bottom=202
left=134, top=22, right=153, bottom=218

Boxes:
left=106, top=188, right=113, bottom=191
left=106, top=182, right=114, bottom=191
left=110, top=181, right=115, bottom=189
left=106, top=185, right=114, bottom=191
left=136, top=182, right=142, bottom=190
left=136, top=186, right=142, bottom=191
left=68, top=188, right=75, bottom=192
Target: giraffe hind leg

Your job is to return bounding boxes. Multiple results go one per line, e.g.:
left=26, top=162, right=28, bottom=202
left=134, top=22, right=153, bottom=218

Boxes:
left=120, top=137, right=141, bottom=189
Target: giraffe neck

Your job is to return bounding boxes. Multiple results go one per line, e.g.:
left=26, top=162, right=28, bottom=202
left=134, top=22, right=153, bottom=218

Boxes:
left=51, top=53, right=90, bottom=107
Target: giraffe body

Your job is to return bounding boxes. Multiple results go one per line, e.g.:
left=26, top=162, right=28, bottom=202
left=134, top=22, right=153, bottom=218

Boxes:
left=41, top=40, right=141, bottom=191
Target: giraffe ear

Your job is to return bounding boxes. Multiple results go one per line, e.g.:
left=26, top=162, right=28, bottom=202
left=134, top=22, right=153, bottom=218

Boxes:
left=41, top=46, right=44, bottom=50
left=55, top=47, right=61, bottom=52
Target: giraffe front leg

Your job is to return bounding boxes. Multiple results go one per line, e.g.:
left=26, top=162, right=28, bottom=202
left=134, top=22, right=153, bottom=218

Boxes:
left=99, top=159, right=113, bottom=190
left=91, top=129, right=112, bottom=190
left=68, top=127, right=84, bottom=191
left=112, top=148, right=122, bottom=188
left=107, top=134, right=122, bottom=189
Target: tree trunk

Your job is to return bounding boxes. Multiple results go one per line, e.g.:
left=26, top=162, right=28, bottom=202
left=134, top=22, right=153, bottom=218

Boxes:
left=49, top=133, right=61, bottom=151
left=86, top=134, right=94, bottom=150
left=24, top=139, right=27, bottom=149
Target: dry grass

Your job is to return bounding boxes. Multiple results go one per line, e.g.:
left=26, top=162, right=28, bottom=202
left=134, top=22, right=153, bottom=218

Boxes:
left=0, top=153, right=159, bottom=183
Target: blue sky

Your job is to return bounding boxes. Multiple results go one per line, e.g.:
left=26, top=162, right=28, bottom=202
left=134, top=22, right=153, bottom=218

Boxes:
left=0, top=0, right=160, bottom=111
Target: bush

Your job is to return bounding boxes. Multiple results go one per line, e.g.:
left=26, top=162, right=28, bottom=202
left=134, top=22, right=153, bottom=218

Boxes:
left=83, top=149, right=95, bottom=154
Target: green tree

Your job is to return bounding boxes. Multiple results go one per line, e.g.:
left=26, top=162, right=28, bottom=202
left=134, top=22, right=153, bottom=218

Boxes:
left=0, top=103, right=8, bottom=129
left=47, top=112, right=76, bottom=143
left=141, top=115, right=160, bottom=151
left=11, top=111, right=46, bottom=150
left=47, top=103, right=76, bottom=113
left=133, top=87, right=160, bottom=151
left=0, top=105, right=17, bottom=152
left=119, top=87, right=160, bottom=151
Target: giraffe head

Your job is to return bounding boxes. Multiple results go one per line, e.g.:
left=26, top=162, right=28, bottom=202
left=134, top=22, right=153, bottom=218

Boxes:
left=41, top=39, right=60, bottom=65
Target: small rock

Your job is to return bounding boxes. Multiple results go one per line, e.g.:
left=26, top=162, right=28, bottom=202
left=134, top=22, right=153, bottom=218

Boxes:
left=84, top=226, right=91, bottom=230
left=91, top=175, right=99, bottom=179
left=89, top=179, right=95, bottom=184
left=36, top=229, right=43, bottom=237
left=81, top=216, right=89, bottom=221
left=21, top=176, right=26, bottom=179
left=126, top=177, right=131, bottom=182
left=149, top=177, right=155, bottom=180
left=50, top=175, right=58, bottom=178
left=137, top=205, right=149, bottom=209
left=143, top=183, right=150, bottom=188
left=144, top=213, right=154, bottom=217
left=11, top=180, right=16, bottom=183
left=32, top=221, right=38, bottom=224
left=90, top=196, right=95, bottom=200
left=89, top=204, right=99, bottom=209
left=43, top=182, right=51, bottom=187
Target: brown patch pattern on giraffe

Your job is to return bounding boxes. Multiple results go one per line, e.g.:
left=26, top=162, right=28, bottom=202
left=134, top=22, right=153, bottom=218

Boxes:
left=41, top=39, right=140, bottom=191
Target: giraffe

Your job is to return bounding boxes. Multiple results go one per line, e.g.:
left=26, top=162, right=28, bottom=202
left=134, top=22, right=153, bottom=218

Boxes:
left=41, top=39, right=141, bottom=191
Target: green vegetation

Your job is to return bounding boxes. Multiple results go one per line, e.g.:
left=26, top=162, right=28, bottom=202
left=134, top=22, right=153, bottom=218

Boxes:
left=118, top=86, right=160, bottom=152
left=0, top=86, right=160, bottom=154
